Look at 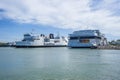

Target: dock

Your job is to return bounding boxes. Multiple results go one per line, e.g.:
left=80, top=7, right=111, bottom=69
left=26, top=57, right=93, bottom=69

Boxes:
left=97, top=45, right=120, bottom=50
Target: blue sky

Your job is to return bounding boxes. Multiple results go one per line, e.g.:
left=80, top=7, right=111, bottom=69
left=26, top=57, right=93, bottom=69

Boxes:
left=0, top=0, right=120, bottom=42
left=0, top=19, right=73, bottom=42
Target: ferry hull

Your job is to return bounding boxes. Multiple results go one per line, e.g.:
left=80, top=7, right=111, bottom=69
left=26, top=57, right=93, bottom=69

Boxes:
left=68, top=46, right=97, bottom=49
left=15, top=45, right=66, bottom=48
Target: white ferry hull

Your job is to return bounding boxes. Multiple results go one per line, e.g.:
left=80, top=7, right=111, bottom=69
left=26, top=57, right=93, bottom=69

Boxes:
left=15, top=45, right=66, bottom=48
left=15, top=41, right=67, bottom=48
left=68, top=42, right=98, bottom=48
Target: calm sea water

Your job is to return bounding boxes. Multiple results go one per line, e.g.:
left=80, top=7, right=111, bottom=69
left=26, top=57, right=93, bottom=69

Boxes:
left=0, top=47, right=120, bottom=80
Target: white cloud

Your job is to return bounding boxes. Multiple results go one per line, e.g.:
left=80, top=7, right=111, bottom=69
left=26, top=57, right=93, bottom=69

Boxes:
left=0, top=0, right=120, bottom=39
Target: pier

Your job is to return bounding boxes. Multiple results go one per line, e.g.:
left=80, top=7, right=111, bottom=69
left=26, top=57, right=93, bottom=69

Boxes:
left=97, top=45, right=120, bottom=50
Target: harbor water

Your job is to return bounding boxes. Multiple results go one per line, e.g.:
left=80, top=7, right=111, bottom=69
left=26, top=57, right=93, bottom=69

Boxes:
left=0, top=47, right=120, bottom=80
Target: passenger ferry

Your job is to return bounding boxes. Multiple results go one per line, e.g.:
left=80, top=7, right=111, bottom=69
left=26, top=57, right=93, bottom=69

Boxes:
left=15, top=33, right=68, bottom=48
left=68, top=30, right=107, bottom=48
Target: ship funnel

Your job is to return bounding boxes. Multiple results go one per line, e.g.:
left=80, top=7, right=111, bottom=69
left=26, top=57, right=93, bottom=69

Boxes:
left=40, top=34, right=45, bottom=37
left=49, top=33, right=54, bottom=39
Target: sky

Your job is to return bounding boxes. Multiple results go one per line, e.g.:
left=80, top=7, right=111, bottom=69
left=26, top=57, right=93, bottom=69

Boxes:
left=0, top=0, right=120, bottom=42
